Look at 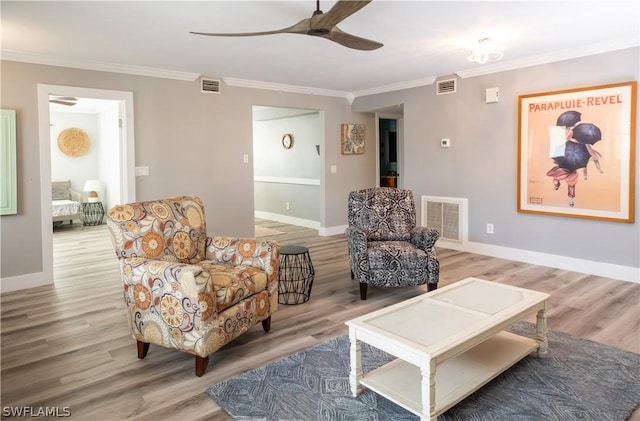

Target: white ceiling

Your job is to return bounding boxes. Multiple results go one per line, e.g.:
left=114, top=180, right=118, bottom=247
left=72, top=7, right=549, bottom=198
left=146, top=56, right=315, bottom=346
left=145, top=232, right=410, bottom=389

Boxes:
left=2, top=1, right=639, bottom=97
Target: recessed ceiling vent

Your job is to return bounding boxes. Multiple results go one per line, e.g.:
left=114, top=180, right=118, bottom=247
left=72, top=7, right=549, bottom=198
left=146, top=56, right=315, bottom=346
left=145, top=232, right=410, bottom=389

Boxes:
left=436, top=78, right=457, bottom=95
left=201, top=78, right=221, bottom=94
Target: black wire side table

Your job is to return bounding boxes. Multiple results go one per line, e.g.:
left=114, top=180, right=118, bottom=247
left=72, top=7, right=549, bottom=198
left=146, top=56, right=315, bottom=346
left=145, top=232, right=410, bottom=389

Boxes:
left=278, top=245, right=315, bottom=304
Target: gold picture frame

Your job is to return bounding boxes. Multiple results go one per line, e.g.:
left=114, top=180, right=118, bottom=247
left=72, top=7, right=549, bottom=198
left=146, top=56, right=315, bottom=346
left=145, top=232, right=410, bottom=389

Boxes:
left=517, top=81, right=637, bottom=223
left=341, top=124, right=365, bottom=154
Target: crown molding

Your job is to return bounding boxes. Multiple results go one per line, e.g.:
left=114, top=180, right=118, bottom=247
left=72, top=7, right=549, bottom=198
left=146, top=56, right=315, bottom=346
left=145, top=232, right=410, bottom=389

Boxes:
left=0, top=50, right=200, bottom=81
left=351, top=76, right=437, bottom=98
left=455, top=38, right=639, bottom=79
left=222, top=77, right=351, bottom=99
left=3, top=39, right=637, bottom=96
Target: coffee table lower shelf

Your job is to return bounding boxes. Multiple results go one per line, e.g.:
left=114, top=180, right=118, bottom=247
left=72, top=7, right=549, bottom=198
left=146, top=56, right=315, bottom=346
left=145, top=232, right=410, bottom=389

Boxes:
left=360, top=331, right=538, bottom=419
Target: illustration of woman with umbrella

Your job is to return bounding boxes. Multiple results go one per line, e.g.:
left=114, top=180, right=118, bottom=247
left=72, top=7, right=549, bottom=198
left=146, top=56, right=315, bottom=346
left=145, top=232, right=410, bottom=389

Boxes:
left=546, top=111, right=603, bottom=207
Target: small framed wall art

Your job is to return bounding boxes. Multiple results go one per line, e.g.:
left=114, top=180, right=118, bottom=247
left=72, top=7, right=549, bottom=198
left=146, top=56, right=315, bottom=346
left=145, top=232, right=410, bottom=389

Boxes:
left=341, top=123, right=365, bottom=154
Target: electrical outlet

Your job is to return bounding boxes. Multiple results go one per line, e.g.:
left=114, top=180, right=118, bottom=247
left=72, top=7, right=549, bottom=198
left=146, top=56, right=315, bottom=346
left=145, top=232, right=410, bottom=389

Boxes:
left=486, top=223, right=494, bottom=234
left=285, top=202, right=290, bottom=210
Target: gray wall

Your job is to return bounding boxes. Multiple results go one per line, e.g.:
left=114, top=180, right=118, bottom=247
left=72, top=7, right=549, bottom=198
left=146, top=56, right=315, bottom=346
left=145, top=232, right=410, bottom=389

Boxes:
left=353, top=47, right=639, bottom=269
left=0, top=60, right=375, bottom=280
left=1, top=48, right=638, bottom=285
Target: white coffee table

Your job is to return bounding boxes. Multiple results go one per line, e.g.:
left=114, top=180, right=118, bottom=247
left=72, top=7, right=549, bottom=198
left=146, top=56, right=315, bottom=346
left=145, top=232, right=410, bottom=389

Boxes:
left=345, top=277, right=550, bottom=421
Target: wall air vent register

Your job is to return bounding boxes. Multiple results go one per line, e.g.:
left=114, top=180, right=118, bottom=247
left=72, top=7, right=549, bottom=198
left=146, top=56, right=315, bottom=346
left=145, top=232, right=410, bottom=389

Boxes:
left=421, top=196, right=468, bottom=244
left=201, top=78, right=221, bottom=94
left=436, top=79, right=457, bottom=95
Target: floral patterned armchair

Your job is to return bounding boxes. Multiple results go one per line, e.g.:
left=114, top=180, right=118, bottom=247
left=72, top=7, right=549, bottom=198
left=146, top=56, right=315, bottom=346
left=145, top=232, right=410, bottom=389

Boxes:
left=106, top=195, right=279, bottom=376
left=346, top=188, right=439, bottom=300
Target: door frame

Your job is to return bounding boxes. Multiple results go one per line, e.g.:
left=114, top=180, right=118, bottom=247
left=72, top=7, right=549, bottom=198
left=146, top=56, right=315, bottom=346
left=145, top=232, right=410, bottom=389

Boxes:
left=37, top=84, right=136, bottom=288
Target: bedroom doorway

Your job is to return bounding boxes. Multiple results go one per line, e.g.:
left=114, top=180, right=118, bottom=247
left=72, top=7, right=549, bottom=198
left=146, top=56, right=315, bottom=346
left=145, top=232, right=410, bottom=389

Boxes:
left=38, top=84, right=136, bottom=287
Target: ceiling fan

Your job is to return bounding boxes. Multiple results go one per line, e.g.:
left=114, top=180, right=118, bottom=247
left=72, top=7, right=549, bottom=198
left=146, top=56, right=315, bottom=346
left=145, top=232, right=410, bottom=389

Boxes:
left=50, top=96, right=78, bottom=106
left=191, top=0, right=383, bottom=51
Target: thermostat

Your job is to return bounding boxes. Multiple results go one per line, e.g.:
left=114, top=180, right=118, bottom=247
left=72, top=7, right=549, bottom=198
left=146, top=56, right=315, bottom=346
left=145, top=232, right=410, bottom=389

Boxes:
left=486, top=87, right=499, bottom=103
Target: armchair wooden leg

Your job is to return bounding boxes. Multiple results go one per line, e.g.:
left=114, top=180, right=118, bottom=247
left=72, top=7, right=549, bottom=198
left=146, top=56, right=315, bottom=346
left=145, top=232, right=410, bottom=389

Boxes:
left=350, top=270, right=354, bottom=280
left=261, top=316, right=271, bottom=332
left=195, top=355, right=209, bottom=377
left=427, top=283, right=438, bottom=292
left=137, top=341, right=150, bottom=359
left=359, top=283, right=368, bottom=300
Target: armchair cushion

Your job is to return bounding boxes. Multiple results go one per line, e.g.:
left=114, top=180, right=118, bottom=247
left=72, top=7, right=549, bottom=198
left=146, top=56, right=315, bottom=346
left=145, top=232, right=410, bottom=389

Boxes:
left=200, top=261, right=267, bottom=311
left=367, top=241, right=430, bottom=271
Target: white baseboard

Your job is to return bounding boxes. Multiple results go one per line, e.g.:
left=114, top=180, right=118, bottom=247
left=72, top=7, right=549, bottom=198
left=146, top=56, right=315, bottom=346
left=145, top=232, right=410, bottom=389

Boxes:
left=255, top=211, right=320, bottom=230
left=437, top=239, right=639, bottom=284
left=320, top=224, right=348, bottom=237
left=255, top=217, right=640, bottom=284
left=1, top=271, right=53, bottom=293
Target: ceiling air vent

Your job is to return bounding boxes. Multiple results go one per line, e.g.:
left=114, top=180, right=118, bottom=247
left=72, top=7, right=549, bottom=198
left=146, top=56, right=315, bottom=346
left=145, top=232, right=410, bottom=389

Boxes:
left=201, top=78, right=221, bottom=94
left=436, top=79, right=457, bottom=95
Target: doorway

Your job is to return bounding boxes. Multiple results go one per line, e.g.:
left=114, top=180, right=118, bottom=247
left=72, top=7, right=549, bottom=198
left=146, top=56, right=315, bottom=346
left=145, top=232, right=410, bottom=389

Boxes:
left=376, top=112, right=404, bottom=188
left=252, top=106, right=322, bottom=230
left=37, top=84, right=136, bottom=287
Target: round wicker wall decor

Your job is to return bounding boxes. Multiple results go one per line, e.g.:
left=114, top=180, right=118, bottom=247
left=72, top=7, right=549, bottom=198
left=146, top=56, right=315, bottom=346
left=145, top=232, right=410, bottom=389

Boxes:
left=57, top=128, right=90, bottom=157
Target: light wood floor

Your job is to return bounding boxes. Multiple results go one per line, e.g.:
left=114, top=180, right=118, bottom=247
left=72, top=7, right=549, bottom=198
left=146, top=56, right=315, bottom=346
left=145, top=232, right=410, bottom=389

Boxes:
left=1, top=220, right=638, bottom=420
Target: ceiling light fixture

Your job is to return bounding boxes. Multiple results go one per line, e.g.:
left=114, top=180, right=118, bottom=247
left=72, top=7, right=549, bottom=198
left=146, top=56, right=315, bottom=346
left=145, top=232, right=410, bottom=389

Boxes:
left=466, top=37, right=505, bottom=64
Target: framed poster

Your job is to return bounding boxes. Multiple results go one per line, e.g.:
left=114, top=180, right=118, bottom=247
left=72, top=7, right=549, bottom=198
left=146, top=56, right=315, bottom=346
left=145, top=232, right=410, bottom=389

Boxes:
left=341, top=123, right=365, bottom=154
left=517, top=82, right=636, bottom=223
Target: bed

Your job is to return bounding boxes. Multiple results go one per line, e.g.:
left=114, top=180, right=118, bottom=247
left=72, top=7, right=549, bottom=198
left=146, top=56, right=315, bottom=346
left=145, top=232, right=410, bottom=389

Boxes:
left=52, top=180, right=83, bottom=227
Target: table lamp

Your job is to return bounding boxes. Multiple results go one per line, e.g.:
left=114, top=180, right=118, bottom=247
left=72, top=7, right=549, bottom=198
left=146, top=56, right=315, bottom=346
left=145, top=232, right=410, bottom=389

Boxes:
left=83, top=179, right=101, bottom=203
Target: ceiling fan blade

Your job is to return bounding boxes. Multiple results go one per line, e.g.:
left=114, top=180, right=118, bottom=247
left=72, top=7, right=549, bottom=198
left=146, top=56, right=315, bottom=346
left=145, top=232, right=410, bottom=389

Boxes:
left=314, top=0, right=372, bottom=28
left=324, top=27, right=383, bottom=50
left=50, top=100, right=76, bottom=106
left=191, top=19, right=309, bottom=38
left=190, top=1, right=382, bottom=51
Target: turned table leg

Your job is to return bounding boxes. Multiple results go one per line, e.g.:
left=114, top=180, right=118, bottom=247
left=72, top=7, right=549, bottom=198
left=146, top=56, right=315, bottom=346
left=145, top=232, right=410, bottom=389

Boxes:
left=349, top=329, right=363, bottom=397
left=536, top=306, right=549, bottom=357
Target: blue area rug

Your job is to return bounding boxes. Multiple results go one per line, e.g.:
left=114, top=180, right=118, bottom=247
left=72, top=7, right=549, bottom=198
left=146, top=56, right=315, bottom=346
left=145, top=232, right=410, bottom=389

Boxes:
left=207, top=323, right=640, bottom=420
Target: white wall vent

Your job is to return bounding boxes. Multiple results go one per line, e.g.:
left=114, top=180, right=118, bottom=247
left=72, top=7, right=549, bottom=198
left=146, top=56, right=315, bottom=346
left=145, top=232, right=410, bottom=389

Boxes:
left=436, top=79, right=457, bottom=95
left=201, top=78, right=221, bottom=94
left=421, top=196, right=468, bottom=243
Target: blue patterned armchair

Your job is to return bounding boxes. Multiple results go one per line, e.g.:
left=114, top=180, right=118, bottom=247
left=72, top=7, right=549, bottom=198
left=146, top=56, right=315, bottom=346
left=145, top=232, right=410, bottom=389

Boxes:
left=346, top=188, right=439, bottom=300
left=106, top=195, right=280, bottom=376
